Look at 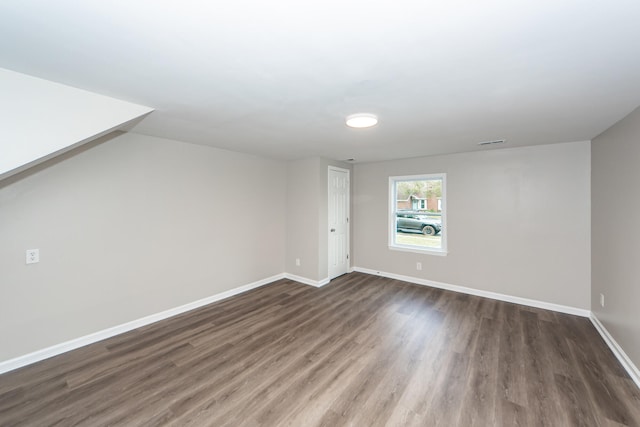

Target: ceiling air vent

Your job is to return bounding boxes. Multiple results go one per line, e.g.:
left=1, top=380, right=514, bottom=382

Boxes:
left=478, top=139, right=506, bottom=146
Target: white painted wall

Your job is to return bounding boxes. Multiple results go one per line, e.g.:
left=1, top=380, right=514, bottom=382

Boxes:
left=0, top=132, right=286, bottom=362
left=592, top=106, right=640, bottom=370
left=353, top=141, right=591, bottom=310
left=0, top=68, right=153, bottom=180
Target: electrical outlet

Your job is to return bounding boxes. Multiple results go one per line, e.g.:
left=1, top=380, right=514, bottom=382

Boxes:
left=416, top=262, right=422, bottom=271
left=26, top=249, right=39, bottom=264
left=295, top=258, right=300, bottom=267
left=600, top=293, right=605, bottom=308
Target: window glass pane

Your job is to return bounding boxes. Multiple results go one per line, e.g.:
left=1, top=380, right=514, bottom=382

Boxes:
left=393, top=177, right=444, bottom=251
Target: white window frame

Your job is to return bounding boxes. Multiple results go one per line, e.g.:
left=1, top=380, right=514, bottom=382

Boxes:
left=389, top=173, right=447, bottom=256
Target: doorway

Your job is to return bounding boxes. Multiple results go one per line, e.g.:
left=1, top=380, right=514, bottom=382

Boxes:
left=328, top=166, right=350, bottom=280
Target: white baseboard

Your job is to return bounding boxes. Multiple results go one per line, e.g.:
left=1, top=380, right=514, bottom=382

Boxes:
left=0, top=273, right=285, bottom=375
left=9, top=268, right=637, bottom=392
left=590, top=314, right=640, bottom=389
left=284, top=273, right=330, bottom=288
left=352, top=267, right=590, bottom=317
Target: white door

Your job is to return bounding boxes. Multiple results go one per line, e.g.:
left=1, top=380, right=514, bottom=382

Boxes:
left=328, top=167, right=349, bottom=280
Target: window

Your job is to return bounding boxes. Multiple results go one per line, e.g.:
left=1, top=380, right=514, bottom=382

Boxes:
left=389, top=174, right=447, bottom=255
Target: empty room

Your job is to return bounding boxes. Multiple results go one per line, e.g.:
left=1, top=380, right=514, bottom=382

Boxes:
left=1, top=1, right=639, bottom=426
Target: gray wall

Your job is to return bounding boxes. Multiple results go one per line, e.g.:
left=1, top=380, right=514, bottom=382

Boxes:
left=286, top=157, right=352, bottom=281
left=286, top=157, right=321, bottom=280
left=3, top=127, right=616, bottom=365
left=592, top=106, right=640, bottom=369
left=353, top=141, right=591, bottom=309
left=0, top=132, right=286, bottom=361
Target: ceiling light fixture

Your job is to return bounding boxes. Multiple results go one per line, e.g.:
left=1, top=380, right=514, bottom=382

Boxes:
left=346, top=113, right=378, bottom=128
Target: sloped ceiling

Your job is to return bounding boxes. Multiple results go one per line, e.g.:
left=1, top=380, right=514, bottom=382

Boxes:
left=1, top=0, right=639, bottom=163
left=0, top=69, right=153, bottom=180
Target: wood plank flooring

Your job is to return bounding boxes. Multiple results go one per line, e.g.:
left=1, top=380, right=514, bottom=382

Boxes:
left=1, top=272, right=639, bottom=426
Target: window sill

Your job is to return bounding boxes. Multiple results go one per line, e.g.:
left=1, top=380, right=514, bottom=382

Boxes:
left=388, top=245, right=448, bottom=256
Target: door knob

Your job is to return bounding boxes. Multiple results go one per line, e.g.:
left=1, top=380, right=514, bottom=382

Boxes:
left=330, top=228, right=335, bottom=232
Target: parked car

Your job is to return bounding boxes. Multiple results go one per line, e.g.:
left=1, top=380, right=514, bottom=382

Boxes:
left=396, top=212, right=441, bottom=235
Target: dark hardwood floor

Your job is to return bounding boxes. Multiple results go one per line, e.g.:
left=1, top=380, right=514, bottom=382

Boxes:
left=1, top=272, right=639, bottom=426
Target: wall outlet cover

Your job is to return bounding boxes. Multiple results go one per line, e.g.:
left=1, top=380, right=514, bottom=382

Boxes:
left=26, top=249, right=40, bottom=264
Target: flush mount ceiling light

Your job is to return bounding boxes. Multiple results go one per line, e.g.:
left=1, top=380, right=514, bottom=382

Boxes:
left=346, top=113, right=378, bottom=128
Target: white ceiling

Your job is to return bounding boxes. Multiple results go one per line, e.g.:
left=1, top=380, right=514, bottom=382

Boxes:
left=1, top=0, right=640, bottom=163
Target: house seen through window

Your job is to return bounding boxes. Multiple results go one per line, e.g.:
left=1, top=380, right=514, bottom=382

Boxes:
left=389, top=174, right=447, bottom=255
